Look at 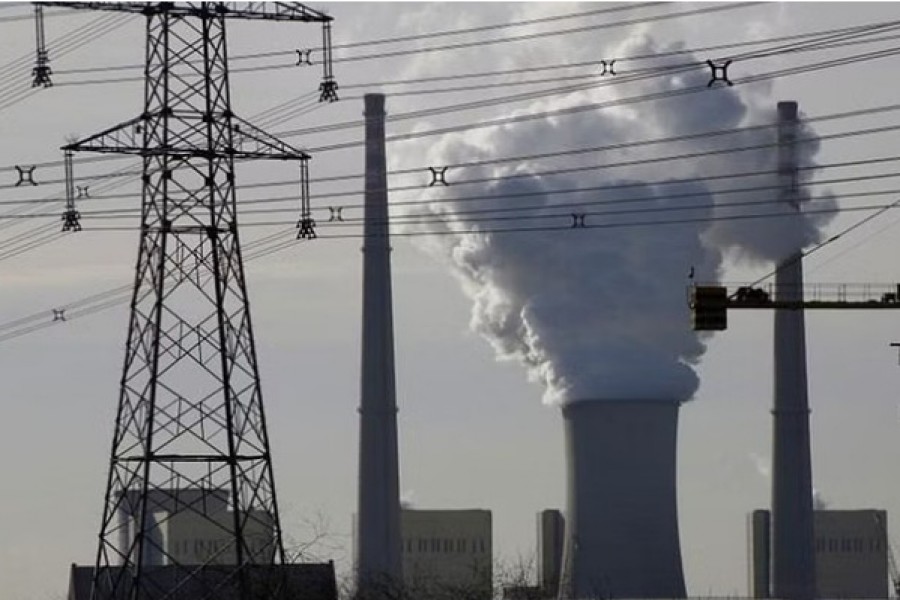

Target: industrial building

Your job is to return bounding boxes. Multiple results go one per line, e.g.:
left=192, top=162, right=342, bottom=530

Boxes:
left=66, top=563, right=338, bottom=600
left=114, top=488, right=275, bottom=566
left=402, top=509, right=492, bottom=599
left=748, top=509, right=889, bottom=599
left=165, top=508, right=275, bottom=565
left=536, top=509, right=564, bottom=598
left=500, top=510, right=565, bottom=600
left=354, top=508, right=492, bottom=599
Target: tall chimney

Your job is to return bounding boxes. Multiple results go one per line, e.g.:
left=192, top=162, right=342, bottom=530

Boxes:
left=355, top=93, right=403, bottom=596
left=558, top=400, right=686, bottom=599
left=770, top=100, right=816, bottom=600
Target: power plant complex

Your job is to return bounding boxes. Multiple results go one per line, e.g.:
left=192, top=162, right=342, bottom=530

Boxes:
left=42, top=38, right=893, bottom=595
left=3, top=2, right=897, bottom=599
left=347, top=95, right=895, bottom=600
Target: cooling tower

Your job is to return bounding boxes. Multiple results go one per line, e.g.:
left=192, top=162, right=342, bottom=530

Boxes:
left=770, top=100, right=816, bottom=600
left=355, top=93, right=403, bottom=596
left=558, top=399, right=686, bottom=599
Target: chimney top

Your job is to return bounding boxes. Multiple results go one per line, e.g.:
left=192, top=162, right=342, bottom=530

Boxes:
left=364, top=93, right=385, bottom=117
left=777, top=101, right=798, bottom=120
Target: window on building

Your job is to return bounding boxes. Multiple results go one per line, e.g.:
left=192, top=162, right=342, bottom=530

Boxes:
left=431, top=538, right=440, bottom=552
left=419, top=538, right=427, bottom=552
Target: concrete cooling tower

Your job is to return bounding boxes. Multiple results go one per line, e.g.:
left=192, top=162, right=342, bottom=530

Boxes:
left=558, top=399, right=686, bottom=599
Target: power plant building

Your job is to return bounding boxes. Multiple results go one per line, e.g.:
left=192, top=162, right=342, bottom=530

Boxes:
left=355, top=509, right=492, bottom=599
left=165, top=508, right=275, bottom=565
left=67, top=563, right=338, bottom=600
left=115, top=488, right=274, bottom=566
left=748, top=509, right=889, bottom=599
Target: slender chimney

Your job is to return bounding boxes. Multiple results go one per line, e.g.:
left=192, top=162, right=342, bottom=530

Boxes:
left=770, top=100, right=816, bottom=600
left=558, top=400, right=686, bottom=599
left=355, top=93, right=403, bottom=596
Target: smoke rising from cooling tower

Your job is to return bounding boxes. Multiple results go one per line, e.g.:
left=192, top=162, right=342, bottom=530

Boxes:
left=403, top=33, right=835, bottom=405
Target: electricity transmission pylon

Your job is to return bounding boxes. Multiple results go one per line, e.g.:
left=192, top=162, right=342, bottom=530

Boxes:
left=35, top=3, right=336, bottom=599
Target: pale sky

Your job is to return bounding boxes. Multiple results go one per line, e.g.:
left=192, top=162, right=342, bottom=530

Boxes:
left=3, top=2, right=900, bottom=599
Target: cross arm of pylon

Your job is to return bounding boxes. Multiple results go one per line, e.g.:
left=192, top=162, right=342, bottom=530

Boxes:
left=61, top=114, right=145, bottom=155
left=38, top=1, right=331, bottom=22
left=230, top=116, right=311, bottom=161
left=61, top=112, right=311, bottom=161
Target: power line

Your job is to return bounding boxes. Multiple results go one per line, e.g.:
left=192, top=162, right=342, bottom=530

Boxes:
left=288, top=43, right=900, bottom=139
left=27, top=185, right=900, bottom=229
left=76, top=200, right=900, bottom=237
left=7, top=116, right=900, bottom=214
left=740, top=196, right=900, bottom=291
left=0, top=225, right=301, bottom=342
left=221, top=153, right=900, bottom=209
left=10, top=23, right=900, bottom=180
left=327, top=2, right=667, bottom=51
left=296, top=43, right=900, bottom=153
left=23, top=158, right=900, bottom=227
left=0, top=160, right=143, bottom=261
left=305, top=108, right=900, bottom=186
left=0, top=199, right=861, bottom=344
left=341, top=18, right=900, bottom=85
left=51, top=2, right=759, bottom=78
left=0, top=12, right=134, bottom=113
left=0, top=6, right=92, bottom=24
left=5, top=97, right=900, bottom=187
left=52, top=21, right=900, bottom=89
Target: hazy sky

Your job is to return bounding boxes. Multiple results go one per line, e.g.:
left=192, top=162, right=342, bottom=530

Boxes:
left=3, top=2, right=900, bottom=599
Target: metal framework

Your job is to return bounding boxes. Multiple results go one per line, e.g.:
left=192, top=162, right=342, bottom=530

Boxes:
left=32, top=2, right=338, bottom=100
left=37, top=3, right=334, bottom=599
left=689, top=282, right=900, bottom=331
left=31, top=4, right=51, bottom=87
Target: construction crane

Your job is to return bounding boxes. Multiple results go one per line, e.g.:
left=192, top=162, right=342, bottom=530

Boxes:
left=690, top=282, right=900, bottom=330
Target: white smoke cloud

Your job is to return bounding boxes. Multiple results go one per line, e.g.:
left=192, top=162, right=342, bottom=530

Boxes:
left=812, top=488, right=829, bottom=511
left=749, top=452, right=771, bottom=479
left=394, top=13, right=835, bottom=404
left=750, top=453, right=828, bottom=509
left=400, top=489, right=416, bottom=509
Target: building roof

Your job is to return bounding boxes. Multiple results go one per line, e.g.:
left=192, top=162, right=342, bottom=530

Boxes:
left=67, top=562, right=337, bottom=600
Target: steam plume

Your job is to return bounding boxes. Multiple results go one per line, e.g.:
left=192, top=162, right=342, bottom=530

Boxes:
left=402, top=31, right=835, bottom=404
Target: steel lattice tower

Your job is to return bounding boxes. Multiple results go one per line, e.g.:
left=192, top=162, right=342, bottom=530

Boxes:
left=37, top=3, right=336, bottom=599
